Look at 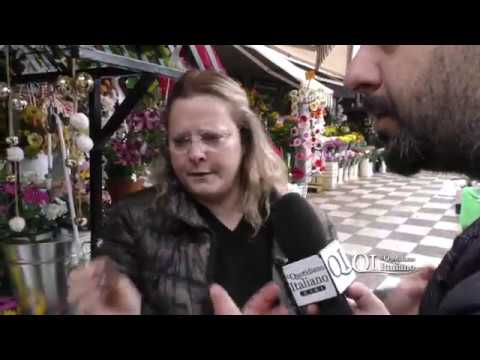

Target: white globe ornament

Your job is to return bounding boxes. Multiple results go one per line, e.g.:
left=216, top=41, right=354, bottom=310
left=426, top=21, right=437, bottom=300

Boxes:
left=7, top=146, right=24, bottom=162
left=0, top=82, right=11, bottom=100
left=75, top=134, right=94, bottom=153
left=9, top=217, right=26, bottom=233
left=70, top=113, right=90, bottom=131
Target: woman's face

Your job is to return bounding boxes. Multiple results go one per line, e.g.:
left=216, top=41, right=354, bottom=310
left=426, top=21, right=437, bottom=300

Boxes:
left=168, top=95, right=244, bottom=203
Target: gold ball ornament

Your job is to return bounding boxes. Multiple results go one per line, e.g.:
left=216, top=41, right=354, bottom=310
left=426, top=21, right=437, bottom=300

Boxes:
left=75, top=73, right=94, bottom=96
left=55, top=76, right=74, bottom=97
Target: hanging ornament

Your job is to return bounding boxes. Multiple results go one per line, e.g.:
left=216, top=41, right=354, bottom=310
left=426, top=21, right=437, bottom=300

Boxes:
left=75, top=134, right=94, bottom=153
left=74, top=73, right=94, bottom=96
left=0, top=82, right=11, bottom=100
left=6, top=174, right=16, bottom=183
left=6, top=146, right=24, bottom=162
left=11, top=94, right=28, bottom=111
left=70, top=113, right=90, bottom=131
left=26, top=133, right=44, bottom=148
left=9, top=217, right=26, bottom=233
left=65, top=159, right=78, bottom=168
left=74, top=217, right=88, bottom=227
left=55, top=76, right=74, bottom=97
left=305, top=70, right=316, bottom=81
left=5, top=136, right=19, bottom=146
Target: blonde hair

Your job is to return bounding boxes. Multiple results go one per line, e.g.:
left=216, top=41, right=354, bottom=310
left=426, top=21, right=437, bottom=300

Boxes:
left=153, top=70, right=288, bottom=233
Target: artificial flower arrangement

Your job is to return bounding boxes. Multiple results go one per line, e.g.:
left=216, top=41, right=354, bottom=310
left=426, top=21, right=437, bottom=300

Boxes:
left=0, top=69, right=95, bottom=241
left=244, top=87, right=296, bottom=165
left=104, top=107, right=164, bottom=183
left=322, top=138, right=348, bottom=167
left=288, top=81, right=329, bottom=184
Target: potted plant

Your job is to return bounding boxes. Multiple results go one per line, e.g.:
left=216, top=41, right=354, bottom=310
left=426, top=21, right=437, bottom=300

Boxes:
left=104, top=108, right=164, bottom=203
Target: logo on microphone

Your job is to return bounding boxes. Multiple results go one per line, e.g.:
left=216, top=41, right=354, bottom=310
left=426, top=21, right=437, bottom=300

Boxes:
left=286, top=265, right=331, bottom=293
left=281, top=241, right=356, bottom=307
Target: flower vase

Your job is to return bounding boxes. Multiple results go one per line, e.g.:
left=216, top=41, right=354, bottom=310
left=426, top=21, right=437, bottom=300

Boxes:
left=107, top=177, right=145, bottom=204
left=352, top=162, right=359, bottom=180
left=343, top=165, right=350, bottom=183
left=368, top=161, right=374, bottom=177
left=322, top=162, right=338, bottom=190
left=337, top=167, right=344, bottom=186
left=380, top=161, right=387, bottom=174
left=348, top=164, right=355, bottom=181
left=359, top=158, right=370, bottom=178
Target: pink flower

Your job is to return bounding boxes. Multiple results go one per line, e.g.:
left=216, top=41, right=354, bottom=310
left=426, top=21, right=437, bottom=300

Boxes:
left=290, top=127, right=299, bottom=137
left=295, top=151, right=306, bottom=161
left=291, top=138, right=302, bottom=147
left=23, top=186, right=49, bottom=205
left=145, top=109, right=162, bottom=130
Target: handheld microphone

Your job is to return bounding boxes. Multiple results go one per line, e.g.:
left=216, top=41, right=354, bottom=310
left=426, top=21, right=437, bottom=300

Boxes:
left=271, top=192, right=355, bottom=315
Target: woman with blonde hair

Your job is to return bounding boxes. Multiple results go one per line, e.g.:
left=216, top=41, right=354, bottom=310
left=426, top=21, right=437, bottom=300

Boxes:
left=67, top=70, right=335, bottom=315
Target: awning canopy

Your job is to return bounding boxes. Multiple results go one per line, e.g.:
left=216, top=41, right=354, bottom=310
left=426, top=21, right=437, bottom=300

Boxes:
left=214, top=45, right=334, bottom=108
left=243, top=45, right=334, bottom=94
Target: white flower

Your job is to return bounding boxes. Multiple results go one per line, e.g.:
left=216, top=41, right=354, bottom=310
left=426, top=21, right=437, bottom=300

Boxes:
left=70, top=113, right=90, bottom=131
left=9, top=217, right=26, bottom=232
left=22, top=171, right=44, bottom=186
left=44, top=200, right=68, bottom=221
left=7, top=147, right=24, bottom=162
left=75, top=134, right=94, bottom=153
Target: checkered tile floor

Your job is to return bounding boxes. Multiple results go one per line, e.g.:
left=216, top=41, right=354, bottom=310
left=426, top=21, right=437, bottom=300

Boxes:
left=308, top=171, right=465, bottom=291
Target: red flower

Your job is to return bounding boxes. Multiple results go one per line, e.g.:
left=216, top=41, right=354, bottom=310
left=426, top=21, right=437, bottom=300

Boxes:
left=315, top=159, right=326, bottom=171
left=292, top=167, right=305, bottom=181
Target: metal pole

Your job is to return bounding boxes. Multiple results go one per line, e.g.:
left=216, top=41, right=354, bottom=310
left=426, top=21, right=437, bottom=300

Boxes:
left=88, top=80, right=102, bottom=255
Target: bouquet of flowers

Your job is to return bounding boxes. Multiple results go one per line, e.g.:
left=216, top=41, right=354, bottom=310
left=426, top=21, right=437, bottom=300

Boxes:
left=0, top=163, right=69, bottom=238
left=104, top=108, right=164, bottom=181
left=322, top=138, right=348, bottom=166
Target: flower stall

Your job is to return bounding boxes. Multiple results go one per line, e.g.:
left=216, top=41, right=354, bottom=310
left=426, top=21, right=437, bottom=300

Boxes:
left=287, top=72, right=331, bottom=195
left=0, top=45, right=184, bottom=314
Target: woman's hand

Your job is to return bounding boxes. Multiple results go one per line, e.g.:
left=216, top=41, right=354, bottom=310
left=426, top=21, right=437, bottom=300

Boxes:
left=210, top=282, right=319, bottom=315
left=68, top=257, right=141, bottom=315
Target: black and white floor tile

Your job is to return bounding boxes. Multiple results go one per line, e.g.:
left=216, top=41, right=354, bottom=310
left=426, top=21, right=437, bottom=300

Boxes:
left=308, top=171, right=466, bottom=290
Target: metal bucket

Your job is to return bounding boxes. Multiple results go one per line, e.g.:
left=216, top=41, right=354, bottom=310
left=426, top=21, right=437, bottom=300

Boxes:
left=1, top=232, right=73, bottom=315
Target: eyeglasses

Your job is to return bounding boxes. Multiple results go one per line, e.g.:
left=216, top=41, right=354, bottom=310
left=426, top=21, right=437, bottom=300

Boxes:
left=169, top=130, right=233, bottom=154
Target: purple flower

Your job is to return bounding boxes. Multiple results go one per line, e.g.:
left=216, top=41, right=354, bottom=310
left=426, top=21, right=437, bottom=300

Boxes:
left=1, top=182, right=16, bottom=195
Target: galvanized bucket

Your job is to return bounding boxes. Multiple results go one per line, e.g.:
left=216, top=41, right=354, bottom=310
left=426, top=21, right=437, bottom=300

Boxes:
left=1, top=231, right=74, bottom=315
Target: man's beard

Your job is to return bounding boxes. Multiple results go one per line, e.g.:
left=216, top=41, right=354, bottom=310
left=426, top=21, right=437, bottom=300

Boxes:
left=363, top=95, right=431, bottom=177
left=380, top=129, right=428, bottom=176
